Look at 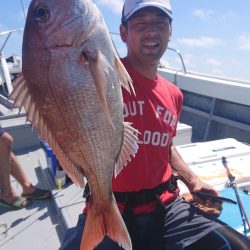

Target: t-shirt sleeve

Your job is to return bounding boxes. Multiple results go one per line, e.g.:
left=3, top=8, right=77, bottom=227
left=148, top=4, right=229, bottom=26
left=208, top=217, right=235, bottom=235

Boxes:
left=169, top=83, right=183, bottom=137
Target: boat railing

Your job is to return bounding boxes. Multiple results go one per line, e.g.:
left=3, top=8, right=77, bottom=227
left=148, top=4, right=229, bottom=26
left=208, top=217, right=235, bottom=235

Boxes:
left=0, top=28, right=23, bottom=96
left=162, top=47, right=187, bottom=74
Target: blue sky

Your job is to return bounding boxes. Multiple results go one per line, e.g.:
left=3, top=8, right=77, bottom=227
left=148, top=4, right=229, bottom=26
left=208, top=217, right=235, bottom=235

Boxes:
left=1, top=0, right=250, bottom=82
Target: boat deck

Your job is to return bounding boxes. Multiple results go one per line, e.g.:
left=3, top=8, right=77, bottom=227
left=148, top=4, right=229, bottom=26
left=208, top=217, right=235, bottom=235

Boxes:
left=0, top=145, right=86, bottom=250
left=0, top=93, right=85, bottom=249
left=0, top=146, right=85, bottom=250
left=1, top=143, right=249, bottom=250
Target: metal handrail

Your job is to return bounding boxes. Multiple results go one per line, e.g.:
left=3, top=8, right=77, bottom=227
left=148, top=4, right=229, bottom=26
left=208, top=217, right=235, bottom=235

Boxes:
left=0, top=28, right=23, bottom=95
left=166, top=47, right=187, bottom=74
left=0, top=28, right=23, bottom=54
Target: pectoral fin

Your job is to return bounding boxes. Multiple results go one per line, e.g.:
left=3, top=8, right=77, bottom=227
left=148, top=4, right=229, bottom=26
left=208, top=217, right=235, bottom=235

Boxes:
left=114, top=122, right=140, bottom=177
left=88, top=50, right=115, bottom=128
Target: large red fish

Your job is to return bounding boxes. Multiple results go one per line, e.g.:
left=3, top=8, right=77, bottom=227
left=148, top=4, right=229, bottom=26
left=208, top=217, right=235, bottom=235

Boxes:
left=10, top=0, right=139, bottom=249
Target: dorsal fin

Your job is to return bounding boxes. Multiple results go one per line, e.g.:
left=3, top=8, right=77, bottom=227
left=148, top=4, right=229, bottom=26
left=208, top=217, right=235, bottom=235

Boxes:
left=115, top=57, right=135, bottom=96
left=9, top=74, right=85, bottom=187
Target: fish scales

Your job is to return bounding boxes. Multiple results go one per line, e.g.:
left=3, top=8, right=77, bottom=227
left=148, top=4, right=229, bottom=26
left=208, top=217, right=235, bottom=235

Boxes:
left=48, top=48, right=122, bottom=171
left=9, top=0, right=139, bottom=249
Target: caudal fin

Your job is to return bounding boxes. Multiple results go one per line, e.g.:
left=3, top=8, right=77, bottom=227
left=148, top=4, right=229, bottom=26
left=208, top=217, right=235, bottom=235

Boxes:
left=80, top=196, right=132, bottom=250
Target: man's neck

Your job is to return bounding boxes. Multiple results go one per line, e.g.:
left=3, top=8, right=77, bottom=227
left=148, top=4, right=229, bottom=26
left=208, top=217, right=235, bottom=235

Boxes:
left=126, top=56, right=159, bottom=80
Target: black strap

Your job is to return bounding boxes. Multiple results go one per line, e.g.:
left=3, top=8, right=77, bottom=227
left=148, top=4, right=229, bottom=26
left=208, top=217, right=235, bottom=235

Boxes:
left=83, top=175, right=178, bottom=206
left=114, top=175, right=178, bottom=206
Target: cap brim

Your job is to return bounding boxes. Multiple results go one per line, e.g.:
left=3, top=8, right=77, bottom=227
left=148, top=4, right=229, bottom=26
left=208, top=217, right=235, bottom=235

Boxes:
left=124, top=4, right=172, bottom=22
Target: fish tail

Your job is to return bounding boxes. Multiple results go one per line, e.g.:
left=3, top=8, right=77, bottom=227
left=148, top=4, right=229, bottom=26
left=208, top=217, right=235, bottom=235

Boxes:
left=80, top=196, right=132, bottom=250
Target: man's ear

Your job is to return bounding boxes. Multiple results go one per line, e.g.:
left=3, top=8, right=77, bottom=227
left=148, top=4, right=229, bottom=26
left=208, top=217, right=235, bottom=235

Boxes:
left=169, top=24, right=172, bottom=41
left=120, top=24, right=127, bottom=43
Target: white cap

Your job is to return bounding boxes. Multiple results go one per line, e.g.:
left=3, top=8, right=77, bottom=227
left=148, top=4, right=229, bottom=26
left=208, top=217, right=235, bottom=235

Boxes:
left=122, top=0, right=172, bottom=22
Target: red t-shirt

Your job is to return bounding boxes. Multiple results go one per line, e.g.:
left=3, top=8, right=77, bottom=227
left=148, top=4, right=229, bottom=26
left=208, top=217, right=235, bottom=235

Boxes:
left=112, top=57, right=183, bottom=215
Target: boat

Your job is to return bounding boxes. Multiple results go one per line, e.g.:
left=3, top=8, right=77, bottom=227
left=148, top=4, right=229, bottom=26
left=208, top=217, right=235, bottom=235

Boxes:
left=0, top=30, right=249, bottom=249
left=158, top=56, right=250, bottom=144
left=0, top=29, right=22, bottom=97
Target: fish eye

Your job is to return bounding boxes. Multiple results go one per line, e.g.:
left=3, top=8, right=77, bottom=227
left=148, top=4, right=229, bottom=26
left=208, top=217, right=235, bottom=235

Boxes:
left=34, top=4, right=50, bottom=23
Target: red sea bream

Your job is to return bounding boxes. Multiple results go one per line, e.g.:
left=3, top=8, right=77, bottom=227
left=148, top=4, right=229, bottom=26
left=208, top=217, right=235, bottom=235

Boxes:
left=10, top=0, right=139, bottom=249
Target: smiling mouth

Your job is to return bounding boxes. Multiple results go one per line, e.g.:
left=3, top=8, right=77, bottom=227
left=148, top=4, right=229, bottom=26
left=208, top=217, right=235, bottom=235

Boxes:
left=143, top=42, right=159, bottom=47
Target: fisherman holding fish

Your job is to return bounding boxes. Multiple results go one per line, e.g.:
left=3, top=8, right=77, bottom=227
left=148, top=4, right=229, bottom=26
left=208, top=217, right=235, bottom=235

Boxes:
left=10, top=0, right=250, bottom=249
left=59, top=0, right=250, bottom=249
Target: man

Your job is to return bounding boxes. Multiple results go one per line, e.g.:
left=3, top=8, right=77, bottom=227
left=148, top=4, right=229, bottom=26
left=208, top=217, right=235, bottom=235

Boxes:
left=60, top=0, right=250, bottom=249
left=0, top=127, right=51, bottom=210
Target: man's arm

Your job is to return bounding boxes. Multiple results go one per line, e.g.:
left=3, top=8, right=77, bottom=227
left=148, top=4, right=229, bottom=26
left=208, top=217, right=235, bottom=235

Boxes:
left=170, top=142, right=223, bottom=214
left=169, top=142, right=219, bottom=195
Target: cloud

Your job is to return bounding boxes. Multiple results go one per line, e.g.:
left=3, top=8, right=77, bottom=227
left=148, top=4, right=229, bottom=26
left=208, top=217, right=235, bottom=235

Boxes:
left=222, top=11, right=237, bottom=20
left=206, top=58, right=221, bottom=67
left=96, top=0, right=123, bottom=14
left=181, top=53, right=197, bottom=70
left=231, top=60, right=240, bottom=66
left=177, top=36, right=222, bottom=48
left=205, top=58, right=223, bottom=76
left=194, top=9, right=237, bottom=22
left=193, top=9, right=214, bottom=21
left=237, top=34, right=250, bottom=50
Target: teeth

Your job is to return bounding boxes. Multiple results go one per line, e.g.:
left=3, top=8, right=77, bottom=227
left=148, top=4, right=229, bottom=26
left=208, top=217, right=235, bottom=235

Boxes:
left=144, top=42, right=158, bottom=46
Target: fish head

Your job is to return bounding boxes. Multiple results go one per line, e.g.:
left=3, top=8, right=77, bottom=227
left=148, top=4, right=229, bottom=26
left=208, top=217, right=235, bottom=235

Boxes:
left=22, top=0, right=106, bottom=86
left=22, top=0, right=122, bottom=121
left=23, top=0, right=101, bottom=56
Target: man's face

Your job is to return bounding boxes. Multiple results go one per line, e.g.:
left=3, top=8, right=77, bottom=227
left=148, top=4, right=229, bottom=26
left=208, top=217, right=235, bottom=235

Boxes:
left=121, top=7, right=172, bottom=64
